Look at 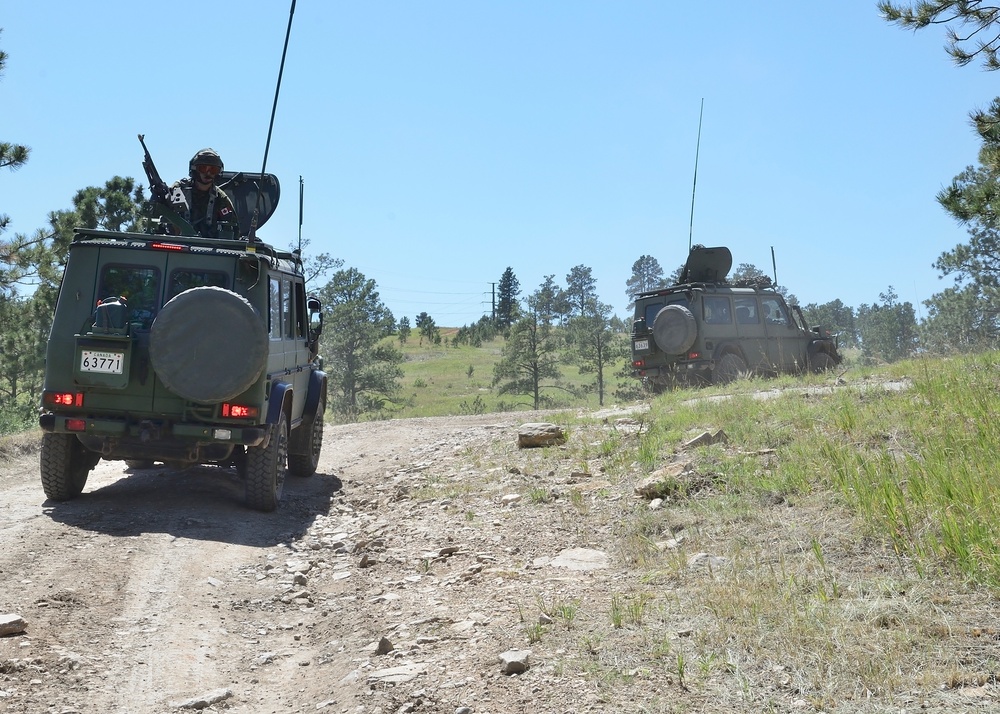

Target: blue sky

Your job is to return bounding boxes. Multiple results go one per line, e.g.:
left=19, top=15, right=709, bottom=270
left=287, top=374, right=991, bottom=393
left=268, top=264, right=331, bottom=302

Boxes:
left=2, top=2, right=998, bottom=326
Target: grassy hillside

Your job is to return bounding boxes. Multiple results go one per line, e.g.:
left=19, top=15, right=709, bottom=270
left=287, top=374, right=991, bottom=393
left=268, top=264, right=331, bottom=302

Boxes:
left=444, top=350, right=1000, bottom=707
left=389, top=328, right=635, bottom=418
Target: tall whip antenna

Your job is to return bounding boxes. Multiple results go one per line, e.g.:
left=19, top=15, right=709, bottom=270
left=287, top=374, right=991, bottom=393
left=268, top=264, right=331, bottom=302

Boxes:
left=688, top=98, right=704, bottom=252
left=298, top=175, right=304, bottom=255
left=249, top=0, right=297, bottom=242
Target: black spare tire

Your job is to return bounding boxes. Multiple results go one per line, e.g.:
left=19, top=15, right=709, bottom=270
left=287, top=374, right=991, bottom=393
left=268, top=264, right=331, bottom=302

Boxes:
left=652, top=304, right=697, bottom=355
left=150, top=286, right=267, bottom=403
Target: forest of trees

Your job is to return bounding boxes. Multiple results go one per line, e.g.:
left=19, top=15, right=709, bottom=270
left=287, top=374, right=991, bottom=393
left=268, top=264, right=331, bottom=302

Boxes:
left=7, top=6, right=1000, bottom=427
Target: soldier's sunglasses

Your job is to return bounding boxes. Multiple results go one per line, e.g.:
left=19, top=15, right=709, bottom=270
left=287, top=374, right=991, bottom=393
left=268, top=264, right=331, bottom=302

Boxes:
left=196, top=164, right=221, bottom=177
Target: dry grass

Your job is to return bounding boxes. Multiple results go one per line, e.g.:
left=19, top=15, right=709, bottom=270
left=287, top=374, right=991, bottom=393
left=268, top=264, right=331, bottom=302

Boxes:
left=439, top=353, right=1000, bottom=712
left=0, top=428, right=41, bottom=459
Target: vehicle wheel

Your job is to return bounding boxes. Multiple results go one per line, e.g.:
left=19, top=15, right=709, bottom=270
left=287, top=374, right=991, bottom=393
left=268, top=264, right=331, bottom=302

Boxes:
left=652, top=305, right=697, bottom=355
left=714, top=352, right=747, bottom=385
left=40, top=433, right=97, bottom=501
left=243, top=411, right=288, bottom=512
left=810, top=350, right=835, bottom=373
left=288, top=402, right=324, bottom=478
left=124, top=459, right=155, bottom=470
left=149, top=286, right=268, bottom=403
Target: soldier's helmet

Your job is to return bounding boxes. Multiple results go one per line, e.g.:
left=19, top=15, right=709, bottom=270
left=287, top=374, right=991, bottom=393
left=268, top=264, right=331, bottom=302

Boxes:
left=189, top=148, right=224, bottom=180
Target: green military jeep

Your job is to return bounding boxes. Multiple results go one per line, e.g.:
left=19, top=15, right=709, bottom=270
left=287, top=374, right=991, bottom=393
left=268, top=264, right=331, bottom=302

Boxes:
left=630, top=246, right=841, bottom=389
left=38, top=171, right=327, bottom=511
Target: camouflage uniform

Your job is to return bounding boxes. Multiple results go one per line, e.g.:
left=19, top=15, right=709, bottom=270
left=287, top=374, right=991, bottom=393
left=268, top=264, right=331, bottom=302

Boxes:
left=166, top=178, right=240, bottom=239
left=163, top=148, right=240, bottom=239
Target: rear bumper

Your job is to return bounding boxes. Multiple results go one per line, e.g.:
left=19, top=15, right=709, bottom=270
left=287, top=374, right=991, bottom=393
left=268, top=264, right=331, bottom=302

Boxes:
left=633, top=359, right=713, bottom=380
left=39, top=412, right=267, bottom=448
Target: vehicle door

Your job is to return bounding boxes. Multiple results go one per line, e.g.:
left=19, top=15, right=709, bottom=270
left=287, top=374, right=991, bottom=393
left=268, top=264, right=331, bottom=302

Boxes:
left=733, top=295, right=768, bottom=371
left=700, top=295, right=735, bottom=354
left=152, top=253, right=233, bottom=411
left=761, top=296, right=802, bottom=371
left=85, top=253, right=167, bottom=414
left=269, top=274, right=311, bottom=422
left=286, top=277, right=312, bottom=422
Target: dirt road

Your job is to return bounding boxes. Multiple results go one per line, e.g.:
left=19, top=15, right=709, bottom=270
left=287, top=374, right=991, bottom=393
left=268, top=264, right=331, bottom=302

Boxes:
left=1, top=412, right=624, bottom=714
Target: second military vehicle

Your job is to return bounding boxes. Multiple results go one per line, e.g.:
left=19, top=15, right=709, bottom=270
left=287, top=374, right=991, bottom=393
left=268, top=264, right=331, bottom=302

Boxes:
left=630, top=246, right=842, bottom=390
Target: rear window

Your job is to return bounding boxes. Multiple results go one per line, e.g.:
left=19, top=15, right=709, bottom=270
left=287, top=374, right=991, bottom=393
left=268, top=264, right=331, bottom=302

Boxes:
left=643, top=296, right=689, bottom=324
left=167, top=269, right=228, bottom=301
left=97, top=264, right=160, bottom=329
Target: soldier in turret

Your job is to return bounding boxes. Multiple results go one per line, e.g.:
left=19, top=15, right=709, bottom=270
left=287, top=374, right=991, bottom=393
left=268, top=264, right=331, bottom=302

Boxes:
left=164, top=148, right=240, bottom=239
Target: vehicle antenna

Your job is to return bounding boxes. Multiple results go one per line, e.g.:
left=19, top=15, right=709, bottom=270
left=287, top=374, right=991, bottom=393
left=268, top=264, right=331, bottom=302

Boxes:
left=249, top=0, right=297, bottom=243
left=298, top=175, right=304, bottom=256
left=771, top=246, right=778, bottom=288
left=688, top=98, right=704, bottom=253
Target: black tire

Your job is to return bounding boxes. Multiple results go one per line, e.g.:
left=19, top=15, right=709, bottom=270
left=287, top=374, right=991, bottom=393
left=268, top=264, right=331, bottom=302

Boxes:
left=243, top=411, right=288, bottom=512
left=714, top=352, right=747, bottom=385
left=149, top=286, right=268, bottom=404
left=810, top=350, right=835, bottom=373
left=40, top=433, right=96, bottom=501
left=652, top=305, right=697, bottom=355
left=288, top=404, right=324, bottom=478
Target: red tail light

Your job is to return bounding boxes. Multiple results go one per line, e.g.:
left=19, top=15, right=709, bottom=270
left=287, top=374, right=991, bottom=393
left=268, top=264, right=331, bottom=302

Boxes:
left=222, top=403, right=258, bottom=419
left=44, top=391, right=84, bottom=408
left=66, top=419, right=87, bottom=432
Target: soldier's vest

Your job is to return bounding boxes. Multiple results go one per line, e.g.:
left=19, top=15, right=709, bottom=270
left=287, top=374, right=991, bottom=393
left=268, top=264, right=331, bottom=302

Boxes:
left=166, top=179, right=237, bottom=239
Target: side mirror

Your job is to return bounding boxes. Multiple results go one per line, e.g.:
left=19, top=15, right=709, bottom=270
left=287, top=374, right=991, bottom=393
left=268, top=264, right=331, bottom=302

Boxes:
left=307, top=296, right=323, bottom=337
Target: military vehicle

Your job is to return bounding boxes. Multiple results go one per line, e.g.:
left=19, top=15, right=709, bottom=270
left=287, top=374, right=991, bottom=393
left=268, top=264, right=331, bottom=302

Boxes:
left=37, top=166, right=327, bottom=512
left=630, top=246, right=842, bottom=389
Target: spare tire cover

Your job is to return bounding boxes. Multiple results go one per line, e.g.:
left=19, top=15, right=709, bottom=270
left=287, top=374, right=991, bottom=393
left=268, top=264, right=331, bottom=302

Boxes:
left=150, top=286, right=268, bottom=403
left=652, top=304, right=697, bottom=355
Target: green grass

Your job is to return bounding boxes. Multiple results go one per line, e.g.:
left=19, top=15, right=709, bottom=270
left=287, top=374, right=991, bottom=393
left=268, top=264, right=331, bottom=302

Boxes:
left=623, top=351, right=1000, bottom=589
left=388, top=328, right=635, bottom=418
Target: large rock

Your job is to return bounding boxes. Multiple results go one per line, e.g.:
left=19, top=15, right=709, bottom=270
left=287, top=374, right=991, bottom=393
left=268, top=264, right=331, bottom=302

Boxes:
left=634, top=461, right=690, bottom=500
left=517, top=423, right=566, bottom=448
left=0, top=614, right=25, bottom=637
left=498, top=649, right=531, bottom=675
left=548, top=548, right=610, bottom=571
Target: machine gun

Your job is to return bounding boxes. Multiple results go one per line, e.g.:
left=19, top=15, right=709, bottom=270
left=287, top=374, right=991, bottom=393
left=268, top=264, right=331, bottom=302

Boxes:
left=138, top=134, right=195, bottom=235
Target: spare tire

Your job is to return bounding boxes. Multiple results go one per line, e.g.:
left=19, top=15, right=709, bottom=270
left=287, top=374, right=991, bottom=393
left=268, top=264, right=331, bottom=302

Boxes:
left=652, top=304, right=697, bottom=355
left=150, top=286, right=268, bottom=403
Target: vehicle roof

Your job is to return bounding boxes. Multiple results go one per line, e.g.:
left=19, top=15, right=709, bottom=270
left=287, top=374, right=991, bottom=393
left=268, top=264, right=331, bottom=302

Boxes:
left=69, top=228, right=304, bottom=275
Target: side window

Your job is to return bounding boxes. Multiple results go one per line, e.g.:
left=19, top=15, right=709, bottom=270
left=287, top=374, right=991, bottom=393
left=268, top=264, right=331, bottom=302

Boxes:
left=167, top=269, right=227, bottom=301
left=734, top=296, right=759, bottom=324
left=269, top=277, right=281, bottom=338
left=702, top=296, right=732, bottom=324
left=294, top=281, right=307, bottom=339
left=281, top=278, right=293, bottom=339
left=98, top=265, right=160, bottom=329
left=761, top=297, right=789, bottom=326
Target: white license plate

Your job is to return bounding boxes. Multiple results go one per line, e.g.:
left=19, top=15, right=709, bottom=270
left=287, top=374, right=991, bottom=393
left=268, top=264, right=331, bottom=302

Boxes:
left=80, top=350, right=124, bottom=374
left=634, top=339, right=649, bottom=351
